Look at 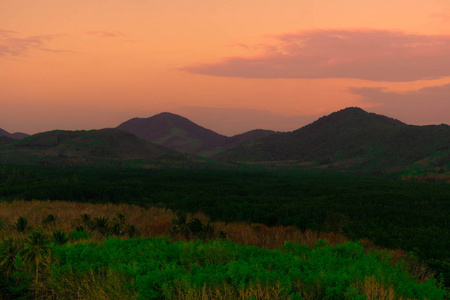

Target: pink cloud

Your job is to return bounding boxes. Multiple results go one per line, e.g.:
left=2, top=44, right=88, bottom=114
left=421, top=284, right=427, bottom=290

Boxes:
left=182, top=29, right=450, bottom=82
left=0, top=30, right=66, bottom=57
left=348, top=84, right=450, bottom=125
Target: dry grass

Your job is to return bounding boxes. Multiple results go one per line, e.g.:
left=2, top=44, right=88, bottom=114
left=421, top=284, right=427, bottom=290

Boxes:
left=0, top=200, right=438, bottom=300
left=166, top=281, right=291, bottom=300
left=357, top=276, right=399, bottom=300
left=0, top=200, right=175, bottom=241
left=0, top=200, right=349, bottom=250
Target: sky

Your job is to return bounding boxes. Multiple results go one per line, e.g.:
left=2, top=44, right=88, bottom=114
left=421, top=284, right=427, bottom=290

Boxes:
left=2, top=0, right=450, bottom=136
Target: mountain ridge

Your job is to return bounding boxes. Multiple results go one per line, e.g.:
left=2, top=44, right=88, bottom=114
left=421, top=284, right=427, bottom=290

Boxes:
left=0, top=128, right=187, bottom=166
left=219, top=107, right=450, bottom=173
left=0, top=128, right=28, bottom=140
left=117, top=112, right=277, bottom=156
left=2, top=107, right=450, bottom=174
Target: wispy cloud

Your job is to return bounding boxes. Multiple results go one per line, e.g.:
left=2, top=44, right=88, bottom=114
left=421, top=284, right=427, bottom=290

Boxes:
left=349, top=84, right=450, bottom=125
left=85, top=31, right=124, bottom=38
left=430, top=12, right=450, bottom=22
left=0, top=30, right=67, bottom=57
left=182, top=29, right=450, bottom=82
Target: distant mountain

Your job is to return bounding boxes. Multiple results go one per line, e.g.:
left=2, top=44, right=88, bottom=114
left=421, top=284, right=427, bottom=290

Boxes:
left=117, top=112, right=277, bottom=156
left=0, top=128, right=187, bottom=166
left=9, top=132, right=29, bottom=139
left=0, top=128, right=29, bottom=139
left=219, top=107, right=450, bottom=173
left=0, top=128, right=9, bottom=137
left=227, top=129, right=278, bottom=148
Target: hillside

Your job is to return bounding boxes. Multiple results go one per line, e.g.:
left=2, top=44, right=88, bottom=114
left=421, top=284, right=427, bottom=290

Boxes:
left=227, top=129, right=278, bottom=148
left=220, top=107, right=450, bottom=173
left=0, top=128, right=28, bottom=140
left=117, top=112, right=276, bottom=156
left=0, top=136, right=14, bottom=146
left=0, top=128, right=186, bottom=166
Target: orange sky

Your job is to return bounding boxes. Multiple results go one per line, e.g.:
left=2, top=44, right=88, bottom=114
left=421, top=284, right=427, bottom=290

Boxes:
left=2, top=0, right=450, bottom=135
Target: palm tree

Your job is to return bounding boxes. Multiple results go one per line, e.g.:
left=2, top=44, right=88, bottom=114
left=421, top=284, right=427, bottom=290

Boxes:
left=42, top=214, right=56, bottom=227
left=0, top=238, right=20, bottom=277
left=81, top=213, right=94, bottom=231
left=113, top=213, right=127, bottom=226
left=52, top=229, right=68, bottom=246
left=170, top=212, right=191, bottom=239
left=93, top=216, right=109, bottom=235
left=20, top=229, right=52, bottom=291
left=13, top=216, right=29, bottom=232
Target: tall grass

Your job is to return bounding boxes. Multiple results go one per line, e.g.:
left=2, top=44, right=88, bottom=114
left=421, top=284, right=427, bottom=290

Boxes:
left=0, top=200, right=445, bottom=299
left=0, top=200, right=348, bottom=249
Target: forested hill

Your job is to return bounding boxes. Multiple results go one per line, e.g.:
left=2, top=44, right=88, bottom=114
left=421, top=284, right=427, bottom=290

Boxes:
left=0, top=136, right=14, bottom=146
left=117, top=112, right=276, bottom=156
left=220, top=107, right=450, bottom=173
left=0, top=128, right=188, bottom=166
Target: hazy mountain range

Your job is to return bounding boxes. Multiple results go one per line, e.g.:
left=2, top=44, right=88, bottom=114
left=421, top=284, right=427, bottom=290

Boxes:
left=117, top=112, right=276, bottom=156
left=1, top=108, right=449, bottom=174
left=0, top=128, right=29, bottom=140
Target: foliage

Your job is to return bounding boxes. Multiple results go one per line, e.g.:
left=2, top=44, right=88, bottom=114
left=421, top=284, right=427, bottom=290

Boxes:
left=20, top=229, right=52, bottom=297
left=44, top=238, right=446, bottom=299
left=93, top=216, right=109, bottom=235
left=1, top=166, right=450, bottom=287
left=13, top=216, right=29, bottom=232
left=68, top=230, right=91, bottom=242
left=52, top=230, right=68, bottom=246
left=42, top=214, right=56, bottom=227
left=170, top=213, right=216, bottom=241
left=0, top=238, right=20, bottom=277
left=0, top=199, right=448, bottom=298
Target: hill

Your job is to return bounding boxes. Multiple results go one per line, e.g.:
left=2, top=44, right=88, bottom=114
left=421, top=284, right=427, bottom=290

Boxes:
left=0, top=136, right=14, bottom=146
left=220, top=107, right=450, bottom=173
left=0, top=128, right=187, bottom=166
left=227, top=129, right=278, bottom=148
left=117, top=112, right=276, bottom=156
left=0, top=128, right=29, bottom=139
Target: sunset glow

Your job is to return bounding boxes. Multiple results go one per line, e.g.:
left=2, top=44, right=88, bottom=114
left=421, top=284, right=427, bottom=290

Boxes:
left=2, top=0, right=450, bottom=135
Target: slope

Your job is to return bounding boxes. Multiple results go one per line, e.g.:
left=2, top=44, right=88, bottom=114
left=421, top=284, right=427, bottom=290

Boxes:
left=221, top=107, right=450, bottom=172
left=0, top=128, right=186, bottom=166
left=118, top=112, right=228, bottom=155
left=117, top=112, right=277, bottom=156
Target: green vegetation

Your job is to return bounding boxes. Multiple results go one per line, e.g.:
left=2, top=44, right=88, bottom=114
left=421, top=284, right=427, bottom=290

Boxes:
left=1, top=234, right=447, bottom=299
left=220, top=108, right=450, bottom=175
left=46, top=238, right=450, bottom=299
left=0, top=129, right=190, bottom=168
left=0, top=200, right=448, bottom=299
left=1, top=165, right=450, bottom=296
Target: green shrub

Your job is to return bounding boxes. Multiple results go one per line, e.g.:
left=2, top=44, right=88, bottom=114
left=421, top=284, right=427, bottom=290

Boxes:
left=46, top=238, right=447, bottom=300
left=68, top=230, right=91, bottom=241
